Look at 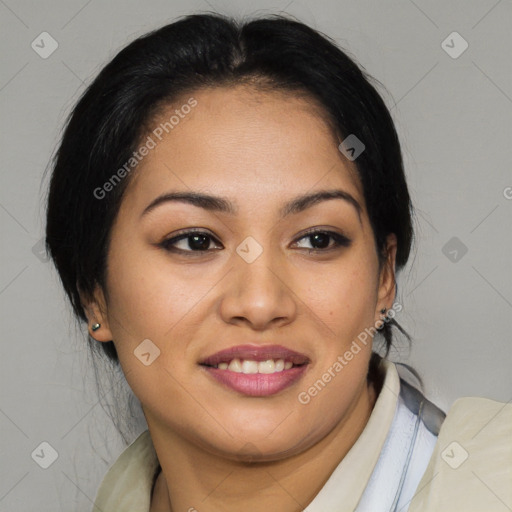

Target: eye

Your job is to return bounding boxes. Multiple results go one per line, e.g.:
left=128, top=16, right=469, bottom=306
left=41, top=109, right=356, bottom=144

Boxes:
left=293, top=229, right=351, bottom=252
left=159, top=229, right=222, bottom=254
left=159, top=228, right=351, bottom=256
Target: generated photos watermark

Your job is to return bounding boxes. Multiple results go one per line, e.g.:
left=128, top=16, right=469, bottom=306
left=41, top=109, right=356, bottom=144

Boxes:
left=297, top=301, right=402, bottom=405
left=93, top=97, right=197, bottom=199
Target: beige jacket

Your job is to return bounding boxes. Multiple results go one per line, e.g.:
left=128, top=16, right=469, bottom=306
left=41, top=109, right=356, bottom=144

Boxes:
left=408, top=395, right=512, bottom=511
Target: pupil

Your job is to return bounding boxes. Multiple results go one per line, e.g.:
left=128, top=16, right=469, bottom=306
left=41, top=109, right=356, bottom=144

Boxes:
left=311, top=233, right=330, bottom=249
left=190, top=235, right=209, bottom=250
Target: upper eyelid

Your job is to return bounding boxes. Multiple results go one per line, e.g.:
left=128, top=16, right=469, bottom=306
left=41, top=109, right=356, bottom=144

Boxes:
left=165, top=227, right=347, bottom=240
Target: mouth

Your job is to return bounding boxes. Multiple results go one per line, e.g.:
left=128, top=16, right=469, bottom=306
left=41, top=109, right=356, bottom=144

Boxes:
left=199, top=344, right=310, bottom=397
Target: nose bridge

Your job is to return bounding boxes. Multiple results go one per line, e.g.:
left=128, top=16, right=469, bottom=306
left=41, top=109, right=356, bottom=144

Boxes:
left=235, top=234, right=284, bottom=296
left=239, top=242, right=279, bottom=288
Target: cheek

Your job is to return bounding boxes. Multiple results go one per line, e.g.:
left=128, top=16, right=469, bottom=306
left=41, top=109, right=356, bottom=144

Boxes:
left=305, top=257, right=379, bottom=342
left=103, top=257, right=200, bottom=411
left=103, top=246, right=197, bottom=353
left=295, top=269, right=376, bottom=437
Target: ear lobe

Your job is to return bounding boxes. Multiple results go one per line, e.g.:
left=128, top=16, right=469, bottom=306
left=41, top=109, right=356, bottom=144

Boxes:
left=79, top=284, right=114, bottom=342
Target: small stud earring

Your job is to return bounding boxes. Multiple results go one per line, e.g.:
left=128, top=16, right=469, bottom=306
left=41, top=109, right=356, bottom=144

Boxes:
left=376, top=308, right=388, bottom=331
left=91, top=323, right=101, bottom=332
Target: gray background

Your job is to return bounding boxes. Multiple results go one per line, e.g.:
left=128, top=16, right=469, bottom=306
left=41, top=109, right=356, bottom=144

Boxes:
left=1, top=0, right=511, bottom=510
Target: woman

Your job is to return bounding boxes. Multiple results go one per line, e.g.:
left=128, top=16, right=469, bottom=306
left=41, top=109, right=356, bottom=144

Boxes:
left=45, top=13, right=511, bottom=512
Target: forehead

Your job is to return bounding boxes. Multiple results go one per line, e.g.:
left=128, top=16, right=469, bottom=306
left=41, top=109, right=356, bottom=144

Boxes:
left=123, top=85, right=365, bottom=215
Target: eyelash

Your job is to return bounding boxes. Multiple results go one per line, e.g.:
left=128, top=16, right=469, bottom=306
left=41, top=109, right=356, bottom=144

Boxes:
left=159, top=228, right=351, bottom=256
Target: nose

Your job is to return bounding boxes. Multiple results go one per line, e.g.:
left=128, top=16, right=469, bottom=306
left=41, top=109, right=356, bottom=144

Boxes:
left=219, top=244, right=297, bottom=331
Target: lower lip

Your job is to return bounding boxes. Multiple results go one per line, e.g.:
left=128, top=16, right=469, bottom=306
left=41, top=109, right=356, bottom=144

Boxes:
left=202, top=365, right=308, bottom=397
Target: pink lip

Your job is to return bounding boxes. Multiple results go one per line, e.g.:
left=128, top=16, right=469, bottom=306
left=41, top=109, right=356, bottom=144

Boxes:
left=203, top=366, right=308, bottom=396
left=200, top=344, right=310, bottom=366
left=199, top=344, right=310, bottom=397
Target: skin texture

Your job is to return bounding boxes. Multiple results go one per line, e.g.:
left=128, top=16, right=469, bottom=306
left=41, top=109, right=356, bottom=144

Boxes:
left=82, top=85, right=397, bottom=512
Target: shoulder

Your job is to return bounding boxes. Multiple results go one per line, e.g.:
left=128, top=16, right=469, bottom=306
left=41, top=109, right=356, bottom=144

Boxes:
left=92, top=429, right=160, bottom=512
left=408, top=396, right=512, bottom=512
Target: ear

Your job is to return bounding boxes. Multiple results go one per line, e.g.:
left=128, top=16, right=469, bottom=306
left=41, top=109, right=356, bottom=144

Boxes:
left=79, top=284, right=114, bottom=342
left=375, top=233, right=398, bottom=320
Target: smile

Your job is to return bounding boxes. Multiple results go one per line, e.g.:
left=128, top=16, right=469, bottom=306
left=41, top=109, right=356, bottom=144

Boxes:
left=199, top=344, right=310, bottom=397
left=200, top=345, right=310, bottom=397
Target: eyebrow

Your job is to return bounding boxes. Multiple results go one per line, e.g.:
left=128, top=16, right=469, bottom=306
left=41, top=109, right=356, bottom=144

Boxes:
left=140, top=189, right=362, bottom=222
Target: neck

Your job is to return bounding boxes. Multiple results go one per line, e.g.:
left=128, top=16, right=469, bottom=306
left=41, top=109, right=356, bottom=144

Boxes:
left=150, top=379, right=377, bottom=512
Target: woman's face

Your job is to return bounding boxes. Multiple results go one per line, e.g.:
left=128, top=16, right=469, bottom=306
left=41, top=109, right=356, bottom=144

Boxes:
left=89, top=85, right=396, bottom=460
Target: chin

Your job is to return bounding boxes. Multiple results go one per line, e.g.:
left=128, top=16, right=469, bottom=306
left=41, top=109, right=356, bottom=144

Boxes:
left=197, top=414, right=320, bottom=463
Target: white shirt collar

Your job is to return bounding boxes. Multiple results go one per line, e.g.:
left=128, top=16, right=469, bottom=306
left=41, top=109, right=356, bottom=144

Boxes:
left=304, top=359, right=400, bottom=511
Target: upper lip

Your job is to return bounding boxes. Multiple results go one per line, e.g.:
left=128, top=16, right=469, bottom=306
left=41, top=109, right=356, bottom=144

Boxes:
left=200, top=344, right=310, bottom=366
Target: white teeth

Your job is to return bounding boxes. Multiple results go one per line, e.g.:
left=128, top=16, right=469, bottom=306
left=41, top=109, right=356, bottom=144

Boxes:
left=216, top=358, right=296, bottom=374
left=242, top=360, right=259, bottom=374
left=228, top=358, right=242, bottom=372
left=258, top=359, right=275, bottom=374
